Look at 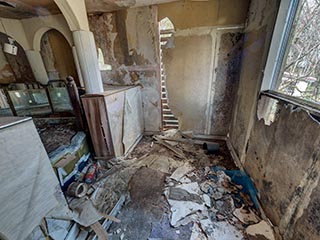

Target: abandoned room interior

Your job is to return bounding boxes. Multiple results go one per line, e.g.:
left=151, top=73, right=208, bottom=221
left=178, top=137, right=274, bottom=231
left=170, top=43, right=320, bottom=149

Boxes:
left=0, top=0, right=319, bottom=239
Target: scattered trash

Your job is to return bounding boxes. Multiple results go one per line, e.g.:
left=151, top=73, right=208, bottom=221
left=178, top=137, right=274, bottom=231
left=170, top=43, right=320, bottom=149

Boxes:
left=246, top=220, right=275, bottom=240
left=58, top=134, right=274, bottom=240
left=198, top=220, right=243, bottom=240
left=233, top=205, right=260, bottom=224
left=85, top=163, right=98, bottom=184
left=169, top=163, right=194, bottom=182
left=66, top=182, right=88, bottom=198
left=212, top=166, right=260, bottom=210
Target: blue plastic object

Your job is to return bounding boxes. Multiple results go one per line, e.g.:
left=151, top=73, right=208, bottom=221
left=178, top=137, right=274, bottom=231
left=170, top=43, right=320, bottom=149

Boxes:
left=212, top=166, right=259, bottom=209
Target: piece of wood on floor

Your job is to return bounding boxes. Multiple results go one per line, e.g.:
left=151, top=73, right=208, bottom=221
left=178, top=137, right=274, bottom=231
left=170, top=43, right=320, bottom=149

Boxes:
left=153, top=136, right=186, bottom=159
left=90, top=222, right=109, bottom=240
left=99, top=213, right=121, bottom=223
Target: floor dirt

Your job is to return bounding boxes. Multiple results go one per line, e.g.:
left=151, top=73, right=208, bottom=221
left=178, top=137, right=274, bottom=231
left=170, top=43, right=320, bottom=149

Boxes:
left=36, top=121, right=77, bottom=153
left=91, top=135, right=261, bottom=240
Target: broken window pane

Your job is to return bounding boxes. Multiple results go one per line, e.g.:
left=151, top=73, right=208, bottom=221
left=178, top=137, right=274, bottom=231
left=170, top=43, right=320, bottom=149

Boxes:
left=276, top=0, right=320, bottom=104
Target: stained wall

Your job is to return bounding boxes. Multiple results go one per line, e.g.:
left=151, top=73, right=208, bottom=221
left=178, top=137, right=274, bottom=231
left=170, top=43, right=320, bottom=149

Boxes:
left=89, top=6, right=161, bottom=132
left=159, top=0, right=249, bottom=135
left=0, top=33, right=35, bottom=84
left=229, top=0, right=320, bottom=239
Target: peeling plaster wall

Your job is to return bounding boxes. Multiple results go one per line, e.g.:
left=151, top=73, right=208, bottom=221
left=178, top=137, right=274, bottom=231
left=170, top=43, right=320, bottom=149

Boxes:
left=0, top=45, right=15, bottom=84
left=229, top=0, right=320, bottom=239
left=0, top=33, right=35, bottom=84
left=246, top=99, right=320, bottom=239
left=89, top=6, right=161, bottom=132
left=292, top=181, right=320, bottom=240
left=160, top=1, right=248, bottom=135
left=210, top=32, right=243, bottom=135
left=229, top=0, right=280, bottom=161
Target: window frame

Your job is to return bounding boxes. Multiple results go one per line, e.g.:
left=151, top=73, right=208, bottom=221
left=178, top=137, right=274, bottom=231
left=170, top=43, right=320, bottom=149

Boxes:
left=261, top=0, right=301, bottom=92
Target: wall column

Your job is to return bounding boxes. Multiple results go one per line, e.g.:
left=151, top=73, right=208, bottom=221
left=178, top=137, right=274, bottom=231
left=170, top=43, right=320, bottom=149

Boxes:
left=25, top=50, right=49, bottom=84
left=54, top=0, right=103, bottom=93
left=72, top=46, right=85, bottom=88
left=72, top=31, right=103, bottom=93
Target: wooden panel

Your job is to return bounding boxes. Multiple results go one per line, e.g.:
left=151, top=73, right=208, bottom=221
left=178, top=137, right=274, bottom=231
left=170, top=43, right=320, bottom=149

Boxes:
left=82, top=97, right=114, bottom=158
left=105, top=91, right=125, bottom=157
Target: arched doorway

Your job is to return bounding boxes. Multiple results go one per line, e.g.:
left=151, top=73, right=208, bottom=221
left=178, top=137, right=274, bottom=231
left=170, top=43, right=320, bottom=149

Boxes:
left=40, top=29, right=80, bottom=86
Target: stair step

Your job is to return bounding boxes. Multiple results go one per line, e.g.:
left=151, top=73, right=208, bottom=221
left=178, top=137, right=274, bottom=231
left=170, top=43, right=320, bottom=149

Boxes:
left=163, top=116, right=178, bottom=121
left=163, top=123, right=179, bottom=128
left=163, top=113, right=175, bottom=117
left=160, top=29, right=174, bottom=34
left=163, top=119, right=179, bottom=123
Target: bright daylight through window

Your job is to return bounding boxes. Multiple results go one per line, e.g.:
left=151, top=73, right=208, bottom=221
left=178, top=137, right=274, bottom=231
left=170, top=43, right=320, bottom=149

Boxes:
left=276, top=0, right=320, bottom=103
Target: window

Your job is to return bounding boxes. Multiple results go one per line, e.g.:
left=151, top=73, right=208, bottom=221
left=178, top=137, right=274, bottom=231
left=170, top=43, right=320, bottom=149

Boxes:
left=261, top=0, right=320, bottom=105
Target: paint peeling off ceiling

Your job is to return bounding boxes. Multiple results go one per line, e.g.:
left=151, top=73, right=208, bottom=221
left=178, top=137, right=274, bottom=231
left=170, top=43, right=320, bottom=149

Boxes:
left=86, top=0, right=180, bottom=14
left=0, top=0, right=60, bottom=19
left=0, top=0, right=181, bottom=19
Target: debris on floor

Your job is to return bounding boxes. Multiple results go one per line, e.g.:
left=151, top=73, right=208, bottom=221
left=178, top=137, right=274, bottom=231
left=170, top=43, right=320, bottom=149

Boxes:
left=34, top=118, right=77, bottom=153
left=246, top=220, right=275, bottom=240
left=43, top=130, right=275, bottom=240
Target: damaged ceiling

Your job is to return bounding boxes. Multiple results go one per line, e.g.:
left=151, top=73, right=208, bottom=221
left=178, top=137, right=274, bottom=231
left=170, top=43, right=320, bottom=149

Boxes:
left=0, top=0, right=60, bottom=19
left=0, top=0, right=181, bottom=19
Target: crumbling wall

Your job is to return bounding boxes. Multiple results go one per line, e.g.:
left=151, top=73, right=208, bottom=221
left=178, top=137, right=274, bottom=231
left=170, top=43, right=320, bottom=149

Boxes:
left=0, top=32, right=35, bottom=84
left=246, top=98, right=320, bottom=239
left=292, top=181, right=320, bottom=240
left=229, top=0, right=280, bottom=162
left=89, top=6, right=161, bottom=132
left=229, top=0, right=320, bottom=239
left=160, top=0, right=248, bottom=135
left=0, top=44, right=15, bottom=84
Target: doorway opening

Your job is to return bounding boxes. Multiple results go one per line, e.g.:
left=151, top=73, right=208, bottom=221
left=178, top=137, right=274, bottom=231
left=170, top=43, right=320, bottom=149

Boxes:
left=159, top=17, right=179, bottom=130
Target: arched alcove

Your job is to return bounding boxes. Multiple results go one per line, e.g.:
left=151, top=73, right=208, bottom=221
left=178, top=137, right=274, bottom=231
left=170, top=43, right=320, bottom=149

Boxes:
left=0, top=32, right=35, bottom=84
left=159, top=17, right=175, bottom=31
left=40, top=29, right=79, bottom=85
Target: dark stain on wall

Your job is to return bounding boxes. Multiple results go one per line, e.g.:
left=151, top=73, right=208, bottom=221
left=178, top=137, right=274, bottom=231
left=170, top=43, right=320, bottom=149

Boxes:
left=210, top=32, right=244, bottom=135
left=244, top=101, right=320, bottom=238
left=115, top=10, right=130, bottom=65
left=293, top=183, right=320, bottom=239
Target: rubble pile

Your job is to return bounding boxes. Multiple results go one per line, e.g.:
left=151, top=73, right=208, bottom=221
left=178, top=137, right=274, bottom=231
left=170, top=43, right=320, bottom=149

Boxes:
left=164, top=163, right=274, bottom=240
left=50, top=129, right=276, bottom=240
